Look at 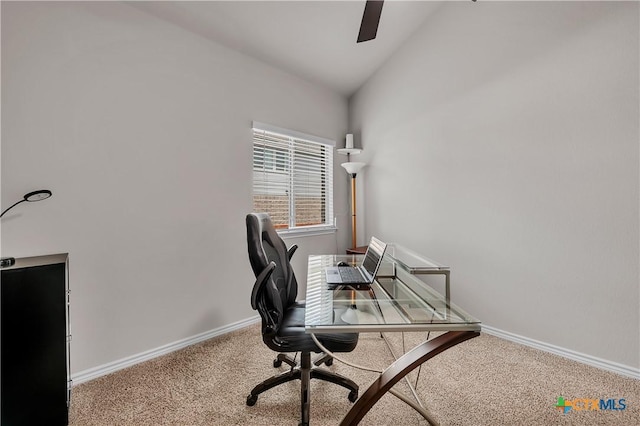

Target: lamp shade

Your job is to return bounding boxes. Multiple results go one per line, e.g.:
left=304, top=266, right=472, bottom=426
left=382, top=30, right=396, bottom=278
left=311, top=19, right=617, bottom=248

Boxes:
left=24, top=190, right=52, bottom=202
left=341, top=162, right=366, bottom=175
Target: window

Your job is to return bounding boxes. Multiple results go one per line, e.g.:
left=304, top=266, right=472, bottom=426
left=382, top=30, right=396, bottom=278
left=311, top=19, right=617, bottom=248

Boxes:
left=252, top=122, right=334, bottom=234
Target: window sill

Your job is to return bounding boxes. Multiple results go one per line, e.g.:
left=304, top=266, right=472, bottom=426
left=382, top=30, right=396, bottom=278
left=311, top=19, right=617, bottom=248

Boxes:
left=278, top=226, right=337, bottom=239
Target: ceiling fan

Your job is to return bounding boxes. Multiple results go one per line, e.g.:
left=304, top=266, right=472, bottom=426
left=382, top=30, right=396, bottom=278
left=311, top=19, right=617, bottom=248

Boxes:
left=357, top=1, right=384, bottom=43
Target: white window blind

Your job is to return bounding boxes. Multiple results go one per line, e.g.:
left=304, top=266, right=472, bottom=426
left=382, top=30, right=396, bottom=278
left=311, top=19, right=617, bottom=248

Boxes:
left=252, top=122, right=334, bottom=232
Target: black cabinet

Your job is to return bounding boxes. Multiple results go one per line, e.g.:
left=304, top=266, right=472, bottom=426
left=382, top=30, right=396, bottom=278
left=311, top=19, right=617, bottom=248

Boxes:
left=1, top=254, right=70, bottom=425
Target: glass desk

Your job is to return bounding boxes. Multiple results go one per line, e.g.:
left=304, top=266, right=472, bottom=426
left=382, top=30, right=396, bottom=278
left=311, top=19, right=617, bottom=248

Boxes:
left=305, top=254, right=481, bottom=425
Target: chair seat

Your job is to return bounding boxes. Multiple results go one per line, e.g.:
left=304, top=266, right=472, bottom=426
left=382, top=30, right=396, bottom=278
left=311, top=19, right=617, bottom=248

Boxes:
left=275, top=305, right=358, bottom=353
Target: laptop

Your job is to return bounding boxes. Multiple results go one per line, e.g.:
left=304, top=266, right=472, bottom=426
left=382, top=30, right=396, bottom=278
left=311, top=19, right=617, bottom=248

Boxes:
left=325, top=237, right=388, bottom=286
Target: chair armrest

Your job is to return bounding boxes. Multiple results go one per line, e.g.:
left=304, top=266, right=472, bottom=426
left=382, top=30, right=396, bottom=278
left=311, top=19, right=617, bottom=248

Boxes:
left=287, top=245, right=298, bottom=261
left=251, top=262, right=276, bottom=310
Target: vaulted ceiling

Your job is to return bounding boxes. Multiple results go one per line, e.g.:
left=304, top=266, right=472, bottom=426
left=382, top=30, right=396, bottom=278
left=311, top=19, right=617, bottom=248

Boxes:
left=131, top=1, right=443, bottom=97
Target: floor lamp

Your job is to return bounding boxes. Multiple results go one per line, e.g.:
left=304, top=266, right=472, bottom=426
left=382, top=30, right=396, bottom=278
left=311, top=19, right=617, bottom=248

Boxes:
left=338, top=135, right=369, bottom=324
left=338, top=134, right=365, bottom=250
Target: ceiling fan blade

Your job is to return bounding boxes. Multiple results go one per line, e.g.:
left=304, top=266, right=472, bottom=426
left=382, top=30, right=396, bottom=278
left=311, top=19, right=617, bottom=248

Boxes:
left=357, top=0, right=384, bottom=43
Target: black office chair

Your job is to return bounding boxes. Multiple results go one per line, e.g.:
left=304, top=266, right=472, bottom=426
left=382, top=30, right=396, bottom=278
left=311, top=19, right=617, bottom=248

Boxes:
left=246, top=213, right=359, bottom=426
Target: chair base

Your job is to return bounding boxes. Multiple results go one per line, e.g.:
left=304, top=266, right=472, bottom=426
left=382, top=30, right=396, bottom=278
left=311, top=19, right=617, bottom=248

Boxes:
left=273, top=352, right=333, bottom=368
left=247, top=352, right=358, bottom=426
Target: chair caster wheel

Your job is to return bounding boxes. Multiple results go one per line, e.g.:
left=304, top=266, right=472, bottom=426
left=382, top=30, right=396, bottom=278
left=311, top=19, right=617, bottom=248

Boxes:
left=324, top=358, right=333, bottom=366
left=246, top=394, right=258, bottom=406
left=273, top=359, right=282, bottom=368
left=348, top=390, right=358, bottom=402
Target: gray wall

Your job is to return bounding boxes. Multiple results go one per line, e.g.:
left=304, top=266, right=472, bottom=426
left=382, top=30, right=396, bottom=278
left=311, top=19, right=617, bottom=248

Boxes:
left=350, top=1, right=639, bottom=368
left=1, top=2, right=350, bottom=374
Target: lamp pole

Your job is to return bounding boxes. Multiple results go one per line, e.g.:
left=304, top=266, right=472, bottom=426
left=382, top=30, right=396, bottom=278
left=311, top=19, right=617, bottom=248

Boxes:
left=350, top=172, right=357, bottom=249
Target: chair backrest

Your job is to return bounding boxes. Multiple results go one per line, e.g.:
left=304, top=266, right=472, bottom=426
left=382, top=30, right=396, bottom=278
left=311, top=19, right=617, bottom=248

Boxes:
left=246, top=213, right=298, bottom=334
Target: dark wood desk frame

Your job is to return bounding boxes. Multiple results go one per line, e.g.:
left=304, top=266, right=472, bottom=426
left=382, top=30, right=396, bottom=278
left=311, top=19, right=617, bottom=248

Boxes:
left=339, top=330, right=480, bottom=425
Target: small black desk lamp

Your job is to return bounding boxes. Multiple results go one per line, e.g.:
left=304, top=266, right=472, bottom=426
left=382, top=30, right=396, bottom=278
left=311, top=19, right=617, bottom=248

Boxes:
left=1, top=189, right=53, bottom=267
left=1, top=189, right=52, bottom=218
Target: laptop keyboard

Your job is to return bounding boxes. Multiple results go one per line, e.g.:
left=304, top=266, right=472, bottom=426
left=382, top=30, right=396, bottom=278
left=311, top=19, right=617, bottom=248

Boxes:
left=338, top=267, right=366, bottom=283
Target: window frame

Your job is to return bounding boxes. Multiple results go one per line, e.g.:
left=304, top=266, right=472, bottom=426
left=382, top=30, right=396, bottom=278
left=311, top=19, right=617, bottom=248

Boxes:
left=252, top=121, right=336, bottom=237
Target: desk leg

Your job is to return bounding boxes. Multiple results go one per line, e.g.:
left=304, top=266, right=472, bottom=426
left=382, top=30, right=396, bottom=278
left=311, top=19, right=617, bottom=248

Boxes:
left=444, top=271, right=450, bottom=315
left=339, top=330, right=480, bottom=426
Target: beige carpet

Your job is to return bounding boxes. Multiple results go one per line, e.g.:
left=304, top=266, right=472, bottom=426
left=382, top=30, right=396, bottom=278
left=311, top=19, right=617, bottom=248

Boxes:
left=70, top=324, right=639, bottom=425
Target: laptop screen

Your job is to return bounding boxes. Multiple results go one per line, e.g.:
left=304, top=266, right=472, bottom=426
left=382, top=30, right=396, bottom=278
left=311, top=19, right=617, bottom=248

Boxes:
left=361, top=237, right=387, bottom=278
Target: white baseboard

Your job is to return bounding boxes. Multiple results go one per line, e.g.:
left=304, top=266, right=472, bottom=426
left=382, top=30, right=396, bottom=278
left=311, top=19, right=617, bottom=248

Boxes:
left=71, top=316, right=260, bottom=386
left=72, top=318, right=638, bottom=386
left=481, top=324, right=640, bottom=380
